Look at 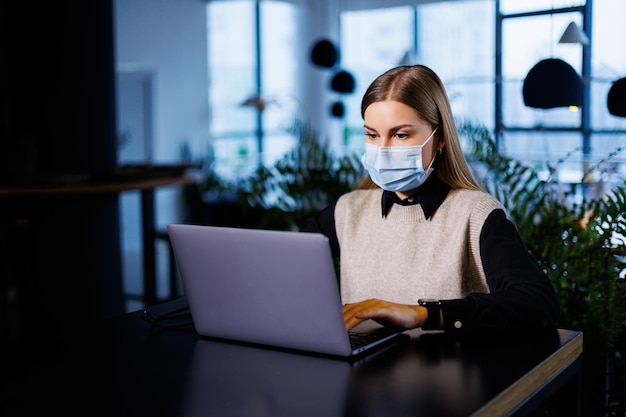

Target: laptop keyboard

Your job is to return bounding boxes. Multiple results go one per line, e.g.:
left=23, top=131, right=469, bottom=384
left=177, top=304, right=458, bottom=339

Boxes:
left=348, top=328, right=396, bottom=349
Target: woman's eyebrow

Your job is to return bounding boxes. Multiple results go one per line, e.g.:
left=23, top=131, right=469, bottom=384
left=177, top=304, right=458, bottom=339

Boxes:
left=365, top=124, right=417, bottom=134
left=364, top=124, right=415, bottom=131
left=391, top=124, right=415, bottom=130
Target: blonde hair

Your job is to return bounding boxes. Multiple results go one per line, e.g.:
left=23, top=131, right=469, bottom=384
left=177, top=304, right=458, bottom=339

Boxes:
left=356, top=65, right=482, bottom=191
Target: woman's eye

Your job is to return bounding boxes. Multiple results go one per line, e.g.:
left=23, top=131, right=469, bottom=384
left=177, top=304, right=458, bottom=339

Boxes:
left=365, top=132, right=377, bottom=139
left=395, top=132, right=409, bottom=139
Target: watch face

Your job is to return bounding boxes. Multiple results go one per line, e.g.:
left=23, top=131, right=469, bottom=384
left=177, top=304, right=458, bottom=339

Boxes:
left=419, top=298, right=439, bottom=305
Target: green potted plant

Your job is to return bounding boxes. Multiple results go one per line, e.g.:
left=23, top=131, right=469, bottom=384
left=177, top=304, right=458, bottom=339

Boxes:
left=185, top=119, right=363, bottom=231
left=234, top=119, right=363, bottom=230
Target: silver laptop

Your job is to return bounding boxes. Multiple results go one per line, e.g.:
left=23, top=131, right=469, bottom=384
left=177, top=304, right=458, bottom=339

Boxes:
left=167, top=224, right=405, bottom=358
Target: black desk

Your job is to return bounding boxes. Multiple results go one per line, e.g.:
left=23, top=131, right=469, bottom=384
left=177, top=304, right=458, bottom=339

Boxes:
left=70, top=299, right=581, bottom=417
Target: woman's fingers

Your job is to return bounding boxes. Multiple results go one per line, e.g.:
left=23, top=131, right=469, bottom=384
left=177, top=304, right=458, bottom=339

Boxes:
left=343, top=299, right=422, bottom=330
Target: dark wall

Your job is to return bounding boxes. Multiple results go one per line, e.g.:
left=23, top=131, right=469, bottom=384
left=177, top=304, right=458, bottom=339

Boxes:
left=0, top=0, right=117, bottom=185
left=0, top=0, right=123, bottom=365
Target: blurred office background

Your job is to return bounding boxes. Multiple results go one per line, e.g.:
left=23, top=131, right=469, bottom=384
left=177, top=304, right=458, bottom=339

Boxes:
left=2, top=0, right=623, bottom=328
left=1, top=2, right=624, bottom=415
left=113, top=0, right=625, bottom=310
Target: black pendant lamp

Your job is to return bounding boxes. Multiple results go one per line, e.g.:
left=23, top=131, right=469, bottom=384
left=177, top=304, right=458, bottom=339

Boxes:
left=310, top=39, right=338, bottom=68
left=330, top=70, right=356, bottom=94
left=522, top=58, right=583, bottom=109
left=607, top=77, right=626, bottom=117
left=330, top=101, right=345, bottom=118
left=309, top=38, right=356, bottom=118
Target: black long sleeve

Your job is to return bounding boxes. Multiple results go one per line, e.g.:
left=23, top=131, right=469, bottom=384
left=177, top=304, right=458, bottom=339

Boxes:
left=440, top=209, right=561, bottom=335
left=299, top=202, right=340, bottom=258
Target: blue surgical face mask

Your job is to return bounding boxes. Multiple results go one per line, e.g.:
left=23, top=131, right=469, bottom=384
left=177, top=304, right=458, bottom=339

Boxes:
left=361, top=127, right=438, bottom=192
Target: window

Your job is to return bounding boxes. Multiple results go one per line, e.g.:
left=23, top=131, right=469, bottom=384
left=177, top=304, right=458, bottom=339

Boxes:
left=206, top=0, right=625, bottom=184
left=207, top=0, right=300, bottom=179
left=498, top=0, right=626, bottom=183
left=339, top=0, right=625, bottom=185
left=340, top=1, right=495, bottom=153
left=501, top=12, right=583, bottom=129
left=340, top=6, right=416, bottom=150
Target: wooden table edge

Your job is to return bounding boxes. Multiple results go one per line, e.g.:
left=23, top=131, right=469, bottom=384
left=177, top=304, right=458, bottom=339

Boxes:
left=471, top=330, right=583, bottom=417
left=0, top=175, right=199, bottom=196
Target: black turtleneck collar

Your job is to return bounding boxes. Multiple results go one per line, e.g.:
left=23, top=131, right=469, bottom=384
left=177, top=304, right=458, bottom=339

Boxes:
left=381, top=174, right=450, bottom=219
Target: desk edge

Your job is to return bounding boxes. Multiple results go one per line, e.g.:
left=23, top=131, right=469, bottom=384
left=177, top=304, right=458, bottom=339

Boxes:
left=471, top=330, right=583, bottom=417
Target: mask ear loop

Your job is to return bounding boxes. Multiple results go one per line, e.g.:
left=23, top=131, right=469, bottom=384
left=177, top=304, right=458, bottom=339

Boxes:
left=426, top=156, right=436, bottom=170
left=433, top=126, right=443, bottom=159
left=418, top=126, right=439, bottom=170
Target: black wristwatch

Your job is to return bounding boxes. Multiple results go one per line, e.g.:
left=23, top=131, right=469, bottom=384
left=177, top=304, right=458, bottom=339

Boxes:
left=418, top=298, right=442, bottom=330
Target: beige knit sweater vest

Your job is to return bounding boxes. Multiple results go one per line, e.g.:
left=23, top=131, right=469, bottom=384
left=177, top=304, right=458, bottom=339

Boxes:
left=334, top=188, right=505, bottom=304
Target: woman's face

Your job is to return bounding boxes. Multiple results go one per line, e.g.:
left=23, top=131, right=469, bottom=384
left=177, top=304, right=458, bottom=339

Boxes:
left=363, top=100, right=436, bottom=170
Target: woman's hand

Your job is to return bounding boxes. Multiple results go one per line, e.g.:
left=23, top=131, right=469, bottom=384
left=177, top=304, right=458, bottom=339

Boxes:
left=343, top=299, right=427, bottom=331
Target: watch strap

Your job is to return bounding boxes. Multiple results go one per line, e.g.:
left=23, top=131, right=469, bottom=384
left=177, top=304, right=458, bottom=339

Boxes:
left=418, top=298, right=441, bottom=330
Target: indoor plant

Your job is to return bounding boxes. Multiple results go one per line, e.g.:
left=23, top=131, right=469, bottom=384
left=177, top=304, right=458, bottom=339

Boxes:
left=460, top=122, right=625, bottom=415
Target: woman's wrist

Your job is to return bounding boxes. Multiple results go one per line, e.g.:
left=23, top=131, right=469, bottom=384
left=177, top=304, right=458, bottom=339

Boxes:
left=418, top=299, right=442, bottom=330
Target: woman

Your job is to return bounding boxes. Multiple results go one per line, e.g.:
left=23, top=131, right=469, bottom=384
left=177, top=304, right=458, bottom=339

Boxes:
left=300, top=65, right=560, bottom=335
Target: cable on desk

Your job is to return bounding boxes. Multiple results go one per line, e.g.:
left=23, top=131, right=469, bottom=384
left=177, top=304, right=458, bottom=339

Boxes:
left=139, top=296, right=194, bottom=330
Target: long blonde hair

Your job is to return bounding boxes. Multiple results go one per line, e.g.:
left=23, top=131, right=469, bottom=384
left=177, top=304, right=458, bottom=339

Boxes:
left=356, top=65, right=482, bottom=191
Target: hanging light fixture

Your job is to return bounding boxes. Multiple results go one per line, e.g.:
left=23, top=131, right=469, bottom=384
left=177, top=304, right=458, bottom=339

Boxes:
left=330, top=101, right=345, bottom=118
left=310, top=39, right=338, bottom=68
left=522, top=58, right=583, bottom=110
left=558, top=21, right=589, bottom=46
left=330, top=70, right=356, bottom=94
left=607, top=78, right=626, bottom=117
left=398, top=50, right=415, bottom=66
